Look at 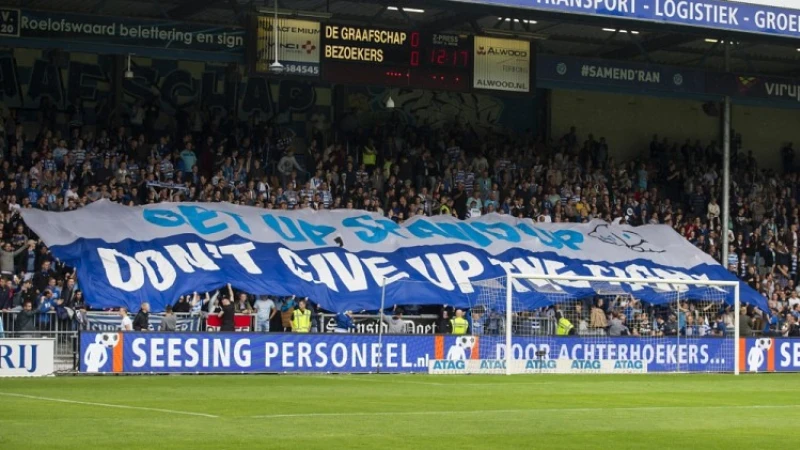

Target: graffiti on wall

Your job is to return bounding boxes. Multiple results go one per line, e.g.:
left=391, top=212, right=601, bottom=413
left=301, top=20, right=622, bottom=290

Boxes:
left=345, top=86, right=534, bottom=133
left=0, top=49, right=330, bottom=137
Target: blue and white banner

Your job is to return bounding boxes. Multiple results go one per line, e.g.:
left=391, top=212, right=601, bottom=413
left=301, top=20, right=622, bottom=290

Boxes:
left=449, top=0, right=800, bottom=39
left=86, top=312, right=200, bottom=332
left=80, top=332, right=436, bottom=373
left=79, top=332, right=735, bottom=373
left=537, top=54, right=707, bottom=97
left=20, top=201, right=762, bottom=313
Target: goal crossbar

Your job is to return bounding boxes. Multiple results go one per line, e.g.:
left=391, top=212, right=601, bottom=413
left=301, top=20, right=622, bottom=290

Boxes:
left=503, top=274, right=741, bottom=375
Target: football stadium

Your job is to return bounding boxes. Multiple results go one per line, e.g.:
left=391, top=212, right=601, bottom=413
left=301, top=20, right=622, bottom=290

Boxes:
left=3, top=0, right=800, bottom=448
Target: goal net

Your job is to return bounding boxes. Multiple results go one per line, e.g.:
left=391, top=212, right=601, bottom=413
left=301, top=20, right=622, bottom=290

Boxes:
left=427, top=274, right=740, bottom=375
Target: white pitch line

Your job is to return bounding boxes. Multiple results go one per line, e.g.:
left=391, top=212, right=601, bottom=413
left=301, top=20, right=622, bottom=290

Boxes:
left=249, top=404, right=800, bottom=419
left=0, top=392, right=219, bottom=418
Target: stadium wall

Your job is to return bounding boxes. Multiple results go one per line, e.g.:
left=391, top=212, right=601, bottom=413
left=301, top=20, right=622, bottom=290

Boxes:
left=1, top=48, right=534, bottom=141
left=342, top=86, right=539, bottom=135
left=732, top=105, right=800, bottom=169
left=550, top=88, right=720, bottom=161
left=0, top=48, right=331, bottom=141
left=550, top=88, right=800, bottom=169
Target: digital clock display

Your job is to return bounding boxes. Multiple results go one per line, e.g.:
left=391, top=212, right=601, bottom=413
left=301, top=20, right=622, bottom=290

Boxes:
left=411, top=32, right=470, bottom=68
left=322, top=25, right=472, bottom=92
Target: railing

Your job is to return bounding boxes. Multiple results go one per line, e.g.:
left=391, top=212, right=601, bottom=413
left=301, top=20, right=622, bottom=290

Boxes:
left=78, top=311, right=205, bottom=331
left=1, top=310, right=76, bottom=334
left=1, top=327, right=79, bottom=373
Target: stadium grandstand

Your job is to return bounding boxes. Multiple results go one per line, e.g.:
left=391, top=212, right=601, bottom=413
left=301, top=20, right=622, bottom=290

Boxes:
left=2, top=0, right=800, bottom=448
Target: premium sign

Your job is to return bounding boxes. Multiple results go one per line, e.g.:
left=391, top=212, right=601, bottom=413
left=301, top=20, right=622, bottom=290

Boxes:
left=251, top=17, right=320, bottom=75
left=0, top=338, right=55, bottom=377
left=473, top=36, right=530, bottom=92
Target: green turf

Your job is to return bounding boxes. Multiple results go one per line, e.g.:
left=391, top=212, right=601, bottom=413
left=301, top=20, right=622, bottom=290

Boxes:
left=0, top=374, right=798, bottom=449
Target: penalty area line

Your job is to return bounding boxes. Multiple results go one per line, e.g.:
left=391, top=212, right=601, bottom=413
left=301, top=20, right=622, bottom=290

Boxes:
left=0, top=392, right=219, bottom=418
left=249, top=404, right=800, bottom=419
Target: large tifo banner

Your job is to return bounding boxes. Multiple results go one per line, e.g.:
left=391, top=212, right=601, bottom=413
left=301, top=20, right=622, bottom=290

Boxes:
left=0, top=8, right=244, bottom=55
left=450, top=0, right=800, bottom=39
left=20, top=201, right=763, bottom=313
left=79, top=332, right=735, bottom=373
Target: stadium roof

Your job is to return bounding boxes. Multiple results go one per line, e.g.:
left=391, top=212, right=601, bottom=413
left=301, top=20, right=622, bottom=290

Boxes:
left=3, top=0, right=800, bottom=76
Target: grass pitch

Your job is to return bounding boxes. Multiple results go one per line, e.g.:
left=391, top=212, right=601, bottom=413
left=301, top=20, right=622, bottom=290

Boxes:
left=1, top=374, right=798, bottom=449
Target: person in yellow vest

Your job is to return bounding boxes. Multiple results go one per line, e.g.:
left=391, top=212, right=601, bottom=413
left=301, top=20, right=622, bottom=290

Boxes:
left=556, top=316, right=575, bottom=336
left=439, top=197, right=451, bottom=216
left=362, top=138, right=377, bottom=170
left=292, top=299, right=312, bottom=333
left=450, top=309, right=470, bottom=335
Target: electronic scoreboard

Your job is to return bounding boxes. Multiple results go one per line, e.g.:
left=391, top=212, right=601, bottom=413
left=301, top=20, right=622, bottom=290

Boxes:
left=321, top=24, right=472, bottom=92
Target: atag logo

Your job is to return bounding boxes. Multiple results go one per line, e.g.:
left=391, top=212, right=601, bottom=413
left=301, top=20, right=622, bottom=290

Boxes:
left=525, top=359, right=556, bottom=369
left=480, top=359, right=506, bottom=370
left=571, top=360, right=601, bottom=370
left=431, top=360, right=465, bottom=370
left=614, top=360, right=643, bottom=370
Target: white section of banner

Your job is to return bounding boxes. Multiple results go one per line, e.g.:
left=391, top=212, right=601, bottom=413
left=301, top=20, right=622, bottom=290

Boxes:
left=473, top=36, right=530, bottom=93
left=18, top=201, right=718, bottom=268
left=0, top=338, right=55, bottom=377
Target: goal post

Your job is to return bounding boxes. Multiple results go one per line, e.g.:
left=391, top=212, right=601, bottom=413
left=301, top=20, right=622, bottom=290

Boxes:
left=483, top=273, right=741, bottom=375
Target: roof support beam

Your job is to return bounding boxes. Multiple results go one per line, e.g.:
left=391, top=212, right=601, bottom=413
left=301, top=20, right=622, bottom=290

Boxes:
left=420, top=13, right=483, bottom=32
left=168, top=0, right=223, bottom=20
left=370, top=5, right=388, bottom=24
left=601, top=34, right=699, bottom=59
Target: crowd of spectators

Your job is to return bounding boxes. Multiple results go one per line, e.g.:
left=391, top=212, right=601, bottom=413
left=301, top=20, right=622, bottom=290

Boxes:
left=0, top=101, right=798, bottom=337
